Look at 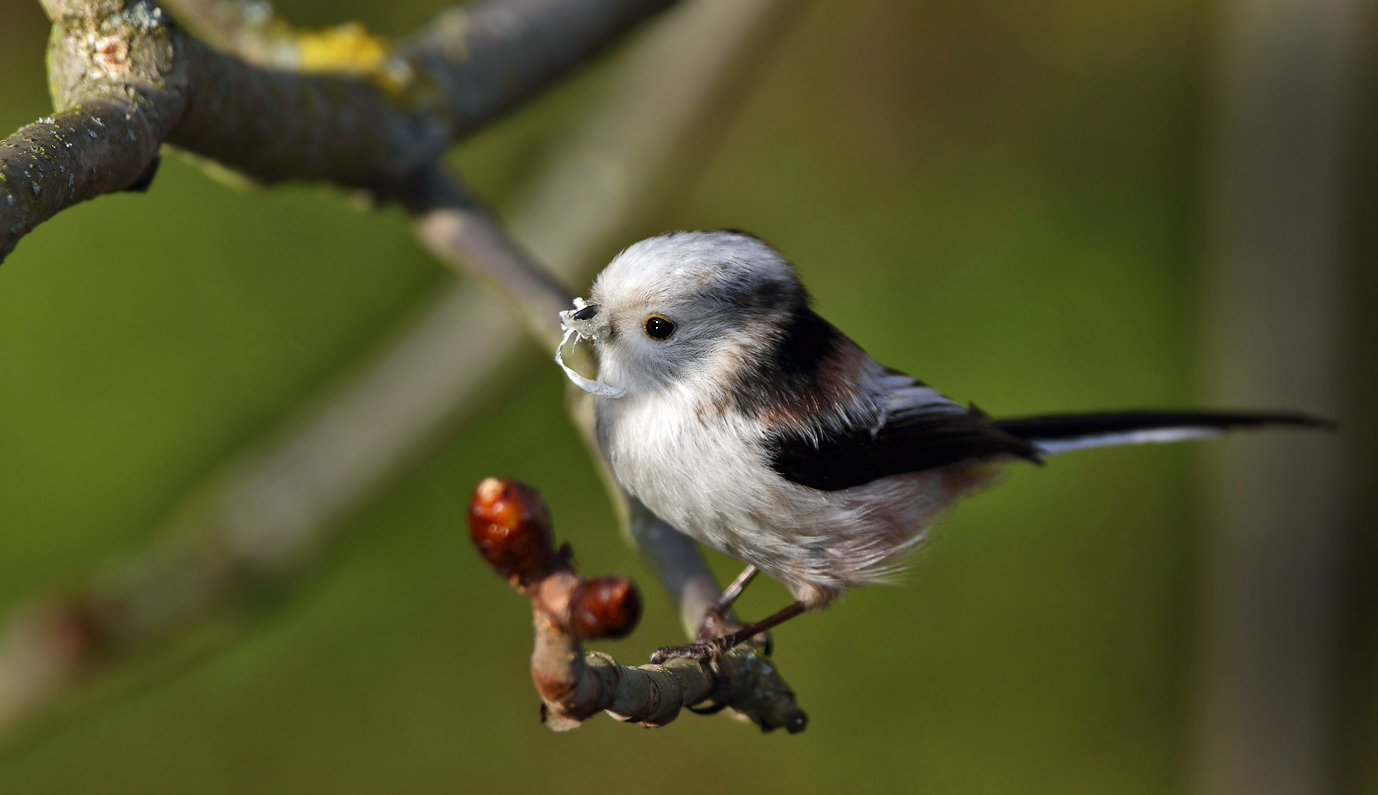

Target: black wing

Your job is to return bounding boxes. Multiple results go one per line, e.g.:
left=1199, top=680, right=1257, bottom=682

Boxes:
left=768, top=403, right=1041, bottom=492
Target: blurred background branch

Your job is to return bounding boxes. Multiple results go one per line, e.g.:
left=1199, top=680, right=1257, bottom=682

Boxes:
left=1194, top=0, right=1369, bottom=793
left=0, top=0, right=801, bottom=745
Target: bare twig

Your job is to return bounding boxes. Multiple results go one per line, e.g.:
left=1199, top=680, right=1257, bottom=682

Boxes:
left=469, top=478, right=807, bottom=732
left=2, top=0, right=675, bottom=260
left=0, top=0, right=802, bottom=742
left=405, top=168, right=571, bottom=347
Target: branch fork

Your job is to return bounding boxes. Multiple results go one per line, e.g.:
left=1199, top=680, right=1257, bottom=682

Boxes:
left=468, top=477, right=807, bottom=733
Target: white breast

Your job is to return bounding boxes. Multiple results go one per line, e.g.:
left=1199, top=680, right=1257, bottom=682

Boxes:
left=598, top=384, right=767, bottom=550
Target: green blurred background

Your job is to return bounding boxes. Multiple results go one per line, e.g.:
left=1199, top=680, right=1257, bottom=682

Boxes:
left=0, top=1, right=1373, bottom=793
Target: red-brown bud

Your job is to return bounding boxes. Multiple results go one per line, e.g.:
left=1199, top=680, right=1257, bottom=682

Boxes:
left=568, top=576, right=642, bottom=640
left=468, top=478, right=555, bottom=585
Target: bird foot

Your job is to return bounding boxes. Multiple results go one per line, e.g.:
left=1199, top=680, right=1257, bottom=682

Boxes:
left=649, top=636, right=733, bottom=664
left=654, top=599, right=806, bottom=664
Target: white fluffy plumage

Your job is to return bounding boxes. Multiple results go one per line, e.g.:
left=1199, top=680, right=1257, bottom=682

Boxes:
left=561, top=232, right=1007, bottom=608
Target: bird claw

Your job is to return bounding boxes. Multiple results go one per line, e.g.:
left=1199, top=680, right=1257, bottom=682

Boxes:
left=649, top=637, right=730, bottom=664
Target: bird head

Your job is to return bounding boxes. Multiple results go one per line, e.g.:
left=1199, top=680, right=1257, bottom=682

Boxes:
left=559, top=230, right=807, bottom=399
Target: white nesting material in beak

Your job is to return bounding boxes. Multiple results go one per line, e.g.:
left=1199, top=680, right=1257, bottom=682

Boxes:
left=556, top=297, right=626, bottom=398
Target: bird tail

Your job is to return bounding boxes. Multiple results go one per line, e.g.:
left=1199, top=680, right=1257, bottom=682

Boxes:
left=993, top=410, right=1331, bottom=457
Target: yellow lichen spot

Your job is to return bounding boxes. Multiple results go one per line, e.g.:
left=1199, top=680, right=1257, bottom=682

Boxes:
left=292, top=23, right=411, bottom=95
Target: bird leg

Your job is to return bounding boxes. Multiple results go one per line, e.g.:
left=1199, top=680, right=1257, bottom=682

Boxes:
left=651, top=600, right=807, bottom=663
left=695, top=565, right=759, bottom=640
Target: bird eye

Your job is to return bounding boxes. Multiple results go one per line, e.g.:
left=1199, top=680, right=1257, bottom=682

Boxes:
left=643, top=314, right=676, bottom=341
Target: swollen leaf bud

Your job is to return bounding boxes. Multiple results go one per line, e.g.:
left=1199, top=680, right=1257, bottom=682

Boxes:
left=568, top=576, right=642, bottom=640
left=468, top=478, right=554, bottom=585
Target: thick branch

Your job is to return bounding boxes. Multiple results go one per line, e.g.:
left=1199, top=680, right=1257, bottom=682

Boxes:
left=402, top=0, right=676, bottom=145
left=0, top=101, right=163, bottom=249
left=1, top=0, right=674, bottom=260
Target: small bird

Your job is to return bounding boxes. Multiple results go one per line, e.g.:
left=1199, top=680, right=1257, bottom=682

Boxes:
left=556, top=230, right=1326, bottom=661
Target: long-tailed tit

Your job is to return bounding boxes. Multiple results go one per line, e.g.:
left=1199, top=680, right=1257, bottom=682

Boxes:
left=555, top=230, right=1327, bottom=661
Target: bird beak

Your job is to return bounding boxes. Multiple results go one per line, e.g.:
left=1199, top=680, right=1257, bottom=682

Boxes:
left=559, top=298, right=602, bottom=340
left=555, top=298, right=626, bottom=399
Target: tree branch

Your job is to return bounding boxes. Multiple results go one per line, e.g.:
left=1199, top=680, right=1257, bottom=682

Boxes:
left=404, top=167, right=571, bottom=347
left=0, top=101, right=163, bottom=251
left=2, top=0, right=675, bottom=260
left=469, top=478, right=807, bottom=732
